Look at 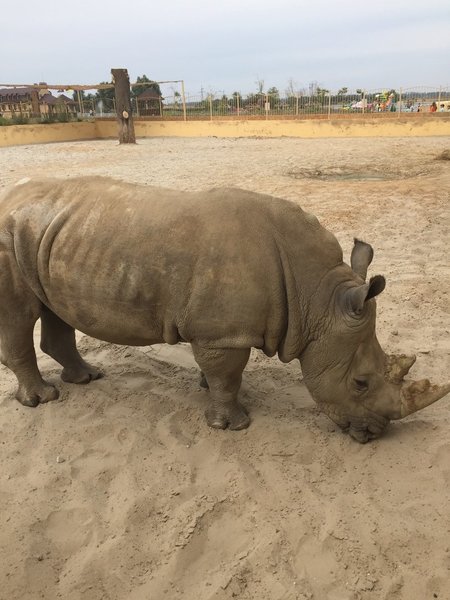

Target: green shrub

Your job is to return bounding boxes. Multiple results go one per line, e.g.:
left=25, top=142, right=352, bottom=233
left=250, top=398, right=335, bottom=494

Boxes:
left=11, top=115, right=29, bottom=125
left=41, top=114, right=56, bottom=124
left=56, top=112, right=70, bottom=123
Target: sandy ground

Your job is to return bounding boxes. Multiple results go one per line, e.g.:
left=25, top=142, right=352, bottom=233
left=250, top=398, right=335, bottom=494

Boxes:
left=0, top=136, right=449, bottom=600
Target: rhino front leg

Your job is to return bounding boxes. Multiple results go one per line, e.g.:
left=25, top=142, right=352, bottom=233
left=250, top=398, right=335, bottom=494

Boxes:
left=199, top=371, right=209, bottom=389
left=191, top=344, right=251, bottom=430
left=40, top=307, right=102, bottom=384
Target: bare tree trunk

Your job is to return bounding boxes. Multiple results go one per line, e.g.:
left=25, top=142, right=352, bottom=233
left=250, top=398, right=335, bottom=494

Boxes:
left=111, top=68, right=136, bottom=144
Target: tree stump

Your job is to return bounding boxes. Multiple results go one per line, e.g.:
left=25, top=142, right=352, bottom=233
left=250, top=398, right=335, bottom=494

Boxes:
left=111, top=68, right=136, bottom=144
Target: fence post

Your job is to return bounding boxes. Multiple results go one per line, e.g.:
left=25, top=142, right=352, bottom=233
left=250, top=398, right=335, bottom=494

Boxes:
left=438, top=86, right=441, bottom=108
left=398, top=88, right=402, bottom=117
left=80, top=89, right=85, bottom=116
left=265, top=93, right=269, bottom=120
left=328, top=93, right=331, bottom=120
left=135, top=96, right=140, bottom=117
left=362, top=90, right=365, bottom=115
left=77, top=89, right=82, bottom=116
left=296, top=94, right=299, bottom=116
left=236, top=93, right=240, bottom=117
left=181, top=80, right=187, bottom=122
left=209, top=94, right=213, bottom=121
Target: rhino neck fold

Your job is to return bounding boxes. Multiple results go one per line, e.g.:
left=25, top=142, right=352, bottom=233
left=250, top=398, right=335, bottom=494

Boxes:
left=276, top=244, right=313, bottom=363
left=275, top=257, right=347, bottom=364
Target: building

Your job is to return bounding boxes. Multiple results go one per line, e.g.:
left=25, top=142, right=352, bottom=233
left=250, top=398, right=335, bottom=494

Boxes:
left=136, top=88, right=162, bottom=116
left=0, top=85, right=77, bottom=119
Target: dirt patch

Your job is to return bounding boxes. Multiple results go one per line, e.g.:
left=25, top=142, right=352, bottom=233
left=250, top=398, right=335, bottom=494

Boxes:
left=286, top=164, right=432, bottom=181
left=0, top=136, right=449, bottom=600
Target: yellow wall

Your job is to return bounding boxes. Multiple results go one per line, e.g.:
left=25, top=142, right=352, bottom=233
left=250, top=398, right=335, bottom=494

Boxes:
left=0, top=121, right=97, bottom=147
left=1, top=117, right=450, bottom=148
left=128, top=117, right=450, bottom=139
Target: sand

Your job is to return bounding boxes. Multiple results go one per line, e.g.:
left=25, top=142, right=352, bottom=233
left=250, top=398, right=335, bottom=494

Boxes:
left=0, top=136, right=449, bottom=600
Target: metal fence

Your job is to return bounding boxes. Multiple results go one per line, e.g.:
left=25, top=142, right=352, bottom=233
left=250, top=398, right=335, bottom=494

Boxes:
left=1, top=82, right=450, bottom=125
left=157, top=86, right=450, bottom=120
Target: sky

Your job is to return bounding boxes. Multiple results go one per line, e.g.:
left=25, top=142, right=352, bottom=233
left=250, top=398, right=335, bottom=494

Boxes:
left=2, top=0, right=450, bottom=98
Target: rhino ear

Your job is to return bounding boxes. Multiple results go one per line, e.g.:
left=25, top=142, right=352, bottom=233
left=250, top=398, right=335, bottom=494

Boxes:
left=345, top=275, right=386, bottom=316
left=351, top=238, right=374, bottom=280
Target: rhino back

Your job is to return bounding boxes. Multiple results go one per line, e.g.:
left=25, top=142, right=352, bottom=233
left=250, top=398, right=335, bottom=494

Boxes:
left=1, top=177, right=343, bottom=355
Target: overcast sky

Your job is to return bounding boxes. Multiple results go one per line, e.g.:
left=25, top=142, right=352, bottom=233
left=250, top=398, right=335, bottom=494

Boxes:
left=2, top=0, right=449, bottom=97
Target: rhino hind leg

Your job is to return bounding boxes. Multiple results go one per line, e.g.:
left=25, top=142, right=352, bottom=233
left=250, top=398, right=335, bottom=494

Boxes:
left=40, top=306, right=103, bottom=384
left=192, top=344, right=250, bottom=430
left=0, top=274, right=58, bottom=407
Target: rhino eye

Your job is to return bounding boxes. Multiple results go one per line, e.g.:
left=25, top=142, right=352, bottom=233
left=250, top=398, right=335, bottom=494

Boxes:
left=354, top=378, right=369, bottom=392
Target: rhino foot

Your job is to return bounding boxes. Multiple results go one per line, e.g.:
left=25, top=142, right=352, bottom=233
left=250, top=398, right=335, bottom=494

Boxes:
left=16, top=381, right=59, bottom=407
left=205, top=401, right=250, bottom=430
left=61, top=363, right=103, bottom=384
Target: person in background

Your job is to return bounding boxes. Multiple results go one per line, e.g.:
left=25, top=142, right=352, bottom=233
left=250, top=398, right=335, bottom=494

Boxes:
left=430, top=102, right=437, bottom=113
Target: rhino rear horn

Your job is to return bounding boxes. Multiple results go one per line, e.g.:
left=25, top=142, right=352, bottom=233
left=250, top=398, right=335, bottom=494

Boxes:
left=385, top=353, right=417, bottom=384
left=351, top=238, right=374, bottom=280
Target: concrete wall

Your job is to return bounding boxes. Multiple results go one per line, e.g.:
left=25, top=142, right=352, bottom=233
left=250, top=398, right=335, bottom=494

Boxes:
left=0, top=121, right=97, bottom=147
left=127, top=117, right=450, bottom=139
left=1, top=116, right=450, bottom=148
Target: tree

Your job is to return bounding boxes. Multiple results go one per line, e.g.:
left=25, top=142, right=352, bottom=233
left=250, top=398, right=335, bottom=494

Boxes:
left=132, top=75, right=161, bottom=99
left=230, top=91, right=241, bottom=111
left=219, top=94, right=229, bottom=111
left=316, top=87, right=330, bottom=99
left=255, top=78, right=265, bottom=94
left=71, top=89, right=95, bottom=113
left=308, top=81, right=319, bottom=96
left=285, top=78, right=299, bottom=97
left=95, top=83, right=116, bottom=112
left=267, top=86, right=280, bottom=97
left=267, top=86, right=280, bottom=109
left=338, top=87, right=348, bottom=95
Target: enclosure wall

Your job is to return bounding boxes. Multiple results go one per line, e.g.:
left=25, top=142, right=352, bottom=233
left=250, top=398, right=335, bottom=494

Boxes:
left=1, top=118, right=450, bottom=147
left=0, top=122, right=97, bottom=147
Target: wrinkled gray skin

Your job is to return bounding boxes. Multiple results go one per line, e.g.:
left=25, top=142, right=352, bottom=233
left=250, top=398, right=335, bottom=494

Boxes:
left=0, top=177, right=448, bottom=443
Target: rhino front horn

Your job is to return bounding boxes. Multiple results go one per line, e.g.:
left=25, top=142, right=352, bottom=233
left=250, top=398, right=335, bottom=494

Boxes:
left=395, top=379, right=450, bottom=419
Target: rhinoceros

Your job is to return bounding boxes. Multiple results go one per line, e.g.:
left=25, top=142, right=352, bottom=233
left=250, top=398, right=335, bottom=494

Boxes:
left=0, top=176, right=448, bottom=442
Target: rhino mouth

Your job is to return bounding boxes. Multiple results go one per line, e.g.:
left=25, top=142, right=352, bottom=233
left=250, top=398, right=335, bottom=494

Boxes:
left=341, top=420, right=389, bottom=443
left=317, top=401, right=390, bottom=443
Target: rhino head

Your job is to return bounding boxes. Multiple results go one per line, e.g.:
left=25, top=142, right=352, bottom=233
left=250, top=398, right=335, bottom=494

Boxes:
left=300, top=239, right=450, bottom=443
